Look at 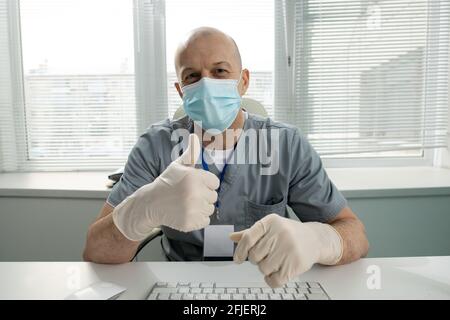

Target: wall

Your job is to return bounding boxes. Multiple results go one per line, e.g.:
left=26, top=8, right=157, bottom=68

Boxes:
left=348, top=195, right=450, bottom=257
left=0, top=193, right=449, bottom=261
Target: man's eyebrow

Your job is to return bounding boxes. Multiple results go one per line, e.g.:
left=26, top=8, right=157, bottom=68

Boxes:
left=213, top=61, right=232, bottom=68
left=180, top=67, right=196, bottom=77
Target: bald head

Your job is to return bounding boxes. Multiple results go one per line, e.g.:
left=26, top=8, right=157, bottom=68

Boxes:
left=174, top=27, right=242, bottom=85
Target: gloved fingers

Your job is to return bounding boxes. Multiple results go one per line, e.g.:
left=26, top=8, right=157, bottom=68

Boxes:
left=203, top=189, right=218, bottom=204
left=229, top=230, right=245, bottom=242
left=199, top=202, right=216, bottom=217
left=264, top=270, right=288, bottom=288
left=176, top=133, right=201, bottom=166
left=196, top=215, right=211, bottom=230
left=257, top=244, right=281, bottom=277
left=180, top=215, right=211, bottom=233
left=248, top=235, right=271, bottom=265
left=200, top=170, right=220, bottom=190
left=233, top=220, right=266, bottom=264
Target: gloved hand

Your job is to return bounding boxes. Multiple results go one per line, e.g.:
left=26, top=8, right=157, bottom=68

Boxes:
left=230, top=213, right=343, bottom=288
left=112, top=134, right=220, bottom=241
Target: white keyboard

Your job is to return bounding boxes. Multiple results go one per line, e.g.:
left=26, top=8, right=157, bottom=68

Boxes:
left=147, top=281, right=330, bottom=300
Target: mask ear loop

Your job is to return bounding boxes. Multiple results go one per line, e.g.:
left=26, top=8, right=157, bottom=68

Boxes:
left=236, top=70, right=245, bottom=115
left=236, top=70, right=244, bottom=98
left=236, top=70, right=244, bottom=88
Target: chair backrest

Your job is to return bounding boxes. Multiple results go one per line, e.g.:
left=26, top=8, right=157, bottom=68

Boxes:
left=172, top=97, right=268, bottom=120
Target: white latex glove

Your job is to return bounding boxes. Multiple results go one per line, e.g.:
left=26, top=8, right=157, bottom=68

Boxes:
left=230, top=213, right=343, bottom=288
left=112, top=134, right=220, bottom=241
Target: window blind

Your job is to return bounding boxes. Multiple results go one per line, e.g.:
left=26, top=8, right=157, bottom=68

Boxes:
left=275, top=0, right=449, bottom=157
left=0, top=0, right=168, bottom=171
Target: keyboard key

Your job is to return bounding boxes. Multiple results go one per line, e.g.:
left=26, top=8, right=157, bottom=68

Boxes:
left=157, top=293, right=170, bottom=300
left=226, top=288, right=237, bottom=294
left=155, top=282, right=167, bottom=287
left=200, top=283, right=214, bottom=288
left=215, top=282, right=267, bottom=288
left=177, top=282, right=190, bottom=287
left=178, top=287, right=190, bottom=294
left=269, top=293, right=282, bottom=300
left=191, top=288, right=202, bottom=294
left=245, top=294, right=257, bottom=300
left=273, top=288, right=285, bottom=294
left=214, top=288, right=225, bottom=294
left=282, top=293, right=294, bottom=300
left=257, top=293, right=269, bottom=300
left=220, top=294, right=231, bottom=300
left=207, top=294, right=219, bottom=300
left=309, top=287, right=325, bottom=294
left=297, top=282, right=309, bottom=288
left=190, top=282, right=200, bottom=288
left=250, top=288, right=262, bottom=294
left=182, top=293, right=194, bottom=300
left=297, top=288, right=309, bottom=294
left=308, top=282, right=321, bottom=288
left=147, top=293, right=158, bottom=300
left=203, top=288, right=213, bottom=294
left=166, top=282, right=178, bottom=288
left=306, top=293, right=329, bottom=300
left=262, top=288, right=273, bottom=294
left=152, top=287, right=178, bottom=294
left=170, top=293, right=182, bottom=300
left=238, top=288, right=248, bottom=294
left=286, top=282, right=297, bottom=288
left=285, top=288, right=297, bottom=294
left=293, top=293, right=307, bottom=300
left=194, top=294, right=207, bottom=300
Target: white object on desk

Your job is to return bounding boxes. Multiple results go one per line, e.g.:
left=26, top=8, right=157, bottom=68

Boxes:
left=65, top=281, right=126, bottom=300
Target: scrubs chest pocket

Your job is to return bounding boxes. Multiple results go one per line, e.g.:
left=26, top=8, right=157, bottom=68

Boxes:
left=246, top=197, right=288, bottom=228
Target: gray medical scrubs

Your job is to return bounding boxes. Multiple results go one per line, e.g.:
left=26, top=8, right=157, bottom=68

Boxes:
left=106, top=113, right=347, bottom=261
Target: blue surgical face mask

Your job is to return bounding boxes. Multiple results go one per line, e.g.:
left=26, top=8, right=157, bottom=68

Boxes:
left=181, top=74, right=242, bottom=134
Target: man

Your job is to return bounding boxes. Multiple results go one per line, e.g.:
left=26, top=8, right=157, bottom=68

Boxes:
left=83, top=27, right=369, bottom=288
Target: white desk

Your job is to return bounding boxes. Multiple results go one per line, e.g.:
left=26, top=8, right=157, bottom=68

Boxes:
left=0, top=257, right=449, bottom=300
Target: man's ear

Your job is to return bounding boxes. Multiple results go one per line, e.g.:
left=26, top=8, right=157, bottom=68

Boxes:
left=175, top=82, right=183, bottom=98
left=239, top=69, right=250, bottom=96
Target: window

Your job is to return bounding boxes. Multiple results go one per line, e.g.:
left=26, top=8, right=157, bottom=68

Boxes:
left=0, top=0, right=166, bottom=171
left=20, top=0, right=136, bottom=170
left=275, top=0, right=449, bottom=165
left=165, top=0, right=274, bottom=118
left=1, top=0, right=448, bottom=172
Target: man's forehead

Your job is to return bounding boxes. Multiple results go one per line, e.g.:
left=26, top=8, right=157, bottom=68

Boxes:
left=175, top=28, right=242, bottom=73
left=179, top=50, right=235, bottom=70
left=178, top=39, right=236, bottom=66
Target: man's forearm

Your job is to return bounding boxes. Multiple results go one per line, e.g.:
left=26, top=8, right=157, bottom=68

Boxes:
left=331, top=217, right=369, bottom=265
left=83, top=214, right=140, bottom=264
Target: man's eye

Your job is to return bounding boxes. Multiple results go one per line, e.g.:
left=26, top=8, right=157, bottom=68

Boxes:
left=216, top=68, right=228, bottom=75
left=184, top=74, right=199, bottom=83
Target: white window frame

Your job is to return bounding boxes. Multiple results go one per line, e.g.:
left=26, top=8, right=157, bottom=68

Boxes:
left=322, top=149, right=434, bottom=168
left=4, top=0, right=27, bottom=172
